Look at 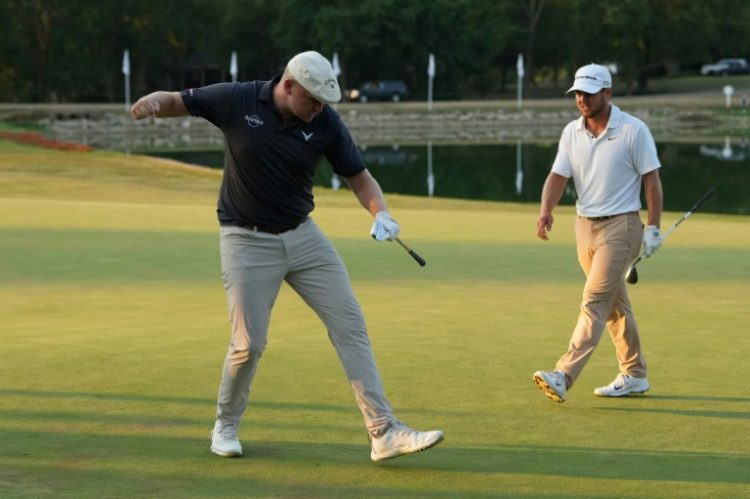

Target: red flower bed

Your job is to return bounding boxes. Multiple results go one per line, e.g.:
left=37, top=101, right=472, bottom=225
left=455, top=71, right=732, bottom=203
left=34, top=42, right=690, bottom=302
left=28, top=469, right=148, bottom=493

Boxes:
left=0, top=130, right=93, bottom=152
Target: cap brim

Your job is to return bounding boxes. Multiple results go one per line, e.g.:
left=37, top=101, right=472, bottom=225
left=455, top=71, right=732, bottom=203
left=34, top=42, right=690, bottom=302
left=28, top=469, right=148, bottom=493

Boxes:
left=315, top=88, right=342, bottom=105
left=299, top=83, right=341, bottom=105
left=566, top=82, right=604, bottom=94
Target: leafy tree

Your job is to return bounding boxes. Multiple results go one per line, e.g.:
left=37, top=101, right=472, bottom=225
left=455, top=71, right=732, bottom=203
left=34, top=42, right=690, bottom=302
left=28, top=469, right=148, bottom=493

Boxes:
left=519, top=0, right=546, bottom=90
left=219, top=0, right=285, bottom=80
left=460, top=0, right=519, bottom=97
left=3, top=0, right=750, bottom=102
left=0, top=0, right=28, bottom=100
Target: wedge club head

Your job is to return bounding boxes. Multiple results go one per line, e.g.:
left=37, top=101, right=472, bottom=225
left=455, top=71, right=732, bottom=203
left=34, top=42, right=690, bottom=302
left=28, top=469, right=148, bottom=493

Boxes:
left=625, top=264, right=638, bottom=284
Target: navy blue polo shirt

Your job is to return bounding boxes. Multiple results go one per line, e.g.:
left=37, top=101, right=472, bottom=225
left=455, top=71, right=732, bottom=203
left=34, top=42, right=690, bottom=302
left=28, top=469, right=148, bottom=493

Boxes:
left=181, top=75, right=366, bottom=228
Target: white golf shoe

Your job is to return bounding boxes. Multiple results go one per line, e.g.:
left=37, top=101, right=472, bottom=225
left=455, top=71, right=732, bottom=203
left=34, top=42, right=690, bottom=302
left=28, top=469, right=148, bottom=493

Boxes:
left=370, top=421, right=444, bottom=462
left=533, top=370, right=567, bottom=403
left=594, top=373, right=650, bottom=397
left=210, top=420, right=242, bottom=457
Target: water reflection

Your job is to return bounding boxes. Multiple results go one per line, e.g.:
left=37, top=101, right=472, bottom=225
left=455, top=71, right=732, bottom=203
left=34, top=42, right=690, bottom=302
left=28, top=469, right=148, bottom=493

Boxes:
left=147, top=141, right=750, bottom=215
left=699, top=136, right=747, bottom=162
left=515, top=140, right=523, bottom=196
left=427, top=141, right=435, bottom=197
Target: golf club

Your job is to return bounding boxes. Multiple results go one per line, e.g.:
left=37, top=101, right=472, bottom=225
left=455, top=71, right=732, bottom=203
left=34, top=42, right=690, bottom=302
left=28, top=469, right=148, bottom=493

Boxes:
left=625, top=188, right=716, bottom=284
left=395, top=237, right=427, bottom=267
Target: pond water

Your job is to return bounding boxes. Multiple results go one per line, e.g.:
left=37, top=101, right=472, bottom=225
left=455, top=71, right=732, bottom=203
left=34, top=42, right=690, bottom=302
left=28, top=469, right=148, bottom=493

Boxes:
left=147, top=140, right=750, bottom=215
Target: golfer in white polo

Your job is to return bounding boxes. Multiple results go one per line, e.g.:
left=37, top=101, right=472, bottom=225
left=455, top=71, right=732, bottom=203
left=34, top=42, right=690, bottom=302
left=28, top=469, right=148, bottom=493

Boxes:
left=533, top=63, right=664, bottom=402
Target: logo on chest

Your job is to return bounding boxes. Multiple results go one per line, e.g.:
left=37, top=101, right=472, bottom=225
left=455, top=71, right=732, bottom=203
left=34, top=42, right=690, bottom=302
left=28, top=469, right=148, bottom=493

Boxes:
left=301, top=131, right=314, bottom=142
left=244, top=114, right=264, bottom=127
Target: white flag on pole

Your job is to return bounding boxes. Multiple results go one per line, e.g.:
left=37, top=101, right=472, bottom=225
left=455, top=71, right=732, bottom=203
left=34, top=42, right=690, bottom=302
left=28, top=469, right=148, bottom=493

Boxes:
left=122, top=49, right=130, bottom=75
left=427, top=53, right=435, bottom=111
left=516, top=53, right=524, bottom=79
left=123, top=49, right=131, bottom=112
left=332, top=52, right=341, bottom=78
left=230, top=51, right=238, bottom=82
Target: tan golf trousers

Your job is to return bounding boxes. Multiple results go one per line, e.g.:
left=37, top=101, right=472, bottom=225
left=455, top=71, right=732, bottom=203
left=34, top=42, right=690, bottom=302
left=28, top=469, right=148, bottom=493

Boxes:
left=216, top=219, right=394, bottom=434
left=555, top=212, right=647, bottom=384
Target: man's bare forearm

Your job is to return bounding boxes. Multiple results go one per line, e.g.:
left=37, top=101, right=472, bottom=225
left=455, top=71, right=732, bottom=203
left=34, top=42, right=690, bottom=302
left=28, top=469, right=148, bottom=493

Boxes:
left=642, top=170, right=663, bottom=227
left=346, top=169, right=388, bottom=216
left=131, top=91, right=187, bottom=120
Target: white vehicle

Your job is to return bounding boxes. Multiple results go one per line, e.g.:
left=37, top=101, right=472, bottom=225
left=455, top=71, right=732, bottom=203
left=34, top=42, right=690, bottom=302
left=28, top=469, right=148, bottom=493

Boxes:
left=700, top=58, right=750, bottom=76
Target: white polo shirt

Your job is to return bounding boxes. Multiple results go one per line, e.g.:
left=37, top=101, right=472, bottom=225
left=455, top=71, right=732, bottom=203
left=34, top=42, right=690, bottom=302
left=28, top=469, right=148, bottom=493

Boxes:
left=551, top=104, right=661, bottom=217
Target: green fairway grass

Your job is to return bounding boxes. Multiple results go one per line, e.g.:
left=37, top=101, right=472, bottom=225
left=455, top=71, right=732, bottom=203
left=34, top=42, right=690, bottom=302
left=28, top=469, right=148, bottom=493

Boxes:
left=1, top=140, right=749, bottom=498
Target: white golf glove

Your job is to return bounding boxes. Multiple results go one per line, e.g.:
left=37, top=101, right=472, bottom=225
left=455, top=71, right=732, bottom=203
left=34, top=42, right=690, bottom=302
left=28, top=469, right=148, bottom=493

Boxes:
left=642, top=224, right=662, bottom=257
left=370, top=211, right=400, bottom=241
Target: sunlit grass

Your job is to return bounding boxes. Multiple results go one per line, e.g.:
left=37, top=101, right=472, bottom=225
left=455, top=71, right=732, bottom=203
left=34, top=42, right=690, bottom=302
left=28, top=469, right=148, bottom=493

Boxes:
left=1, top=141, right=748, bottom=497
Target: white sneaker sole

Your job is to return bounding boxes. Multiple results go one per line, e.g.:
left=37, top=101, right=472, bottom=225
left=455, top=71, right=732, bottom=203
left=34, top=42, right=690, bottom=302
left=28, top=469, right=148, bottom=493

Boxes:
left=211, top=445, right=242, bottom=457
left=594, top=387, right=650, bottom=397
left=533, top=373, right=565, bottom=403
left=371, top=433, right=444, bottom=462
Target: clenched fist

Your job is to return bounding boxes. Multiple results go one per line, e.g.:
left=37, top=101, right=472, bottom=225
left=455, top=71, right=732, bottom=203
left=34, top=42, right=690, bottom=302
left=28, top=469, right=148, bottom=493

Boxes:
left=130, top=96, right=161, bottom=120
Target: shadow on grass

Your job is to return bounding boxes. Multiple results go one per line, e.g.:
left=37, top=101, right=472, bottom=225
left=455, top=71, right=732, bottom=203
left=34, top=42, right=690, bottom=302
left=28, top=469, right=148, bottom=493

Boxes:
left=1, top=427, right=748, bottom=486
left=0, top=388, right=213, bottom=405
left=645, top=394, right=750, bottom=403
left=372, top=444, right=750, bottom=485
left=0, top=457, right=504, bottom=499
left=591, top=393, right=750, bottom=420
left=594, top=406, right=750, bottom=420
left=377, top=444, right=749, bottom=485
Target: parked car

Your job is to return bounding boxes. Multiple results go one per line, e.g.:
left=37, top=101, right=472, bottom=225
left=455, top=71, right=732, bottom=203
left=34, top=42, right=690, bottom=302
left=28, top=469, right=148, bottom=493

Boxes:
left=700, top=58, right=750, bottom=76
left=345, top=80, right=409, bottom=102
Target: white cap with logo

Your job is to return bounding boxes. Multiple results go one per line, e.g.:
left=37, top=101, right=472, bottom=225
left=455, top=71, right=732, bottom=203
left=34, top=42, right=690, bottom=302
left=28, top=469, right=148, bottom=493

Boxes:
left=287, top=51, right=341, bottom=104
left=566, top=63, right=612, bottom=94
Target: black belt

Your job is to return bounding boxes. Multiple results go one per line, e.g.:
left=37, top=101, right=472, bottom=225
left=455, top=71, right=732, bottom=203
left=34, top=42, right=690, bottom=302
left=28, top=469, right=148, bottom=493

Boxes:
left=229, top=219, right=304, bottom=235
left=584, top=211, right=637, bottom=221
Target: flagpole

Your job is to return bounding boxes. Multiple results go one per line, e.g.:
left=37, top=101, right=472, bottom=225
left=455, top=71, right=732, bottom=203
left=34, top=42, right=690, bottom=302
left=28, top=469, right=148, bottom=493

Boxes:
left=230, top=51, right=238, bottom=83
left=427, top=53, right=435, bottom=111
left=332, top=52, right=341, bottom=79
left=122, top=49, right=130, bottom=112
left=331, top=52, right=341, bottom=111
left=516, top=77, right=521, bottom=110
left=516, top=53, right=524, bottom=110
left=331, top=52, right=342, bottom=186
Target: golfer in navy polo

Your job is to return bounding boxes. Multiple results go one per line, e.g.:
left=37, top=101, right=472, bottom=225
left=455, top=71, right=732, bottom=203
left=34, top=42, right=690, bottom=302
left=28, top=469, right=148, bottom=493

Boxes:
left=130, top=51, right=443, bottom=462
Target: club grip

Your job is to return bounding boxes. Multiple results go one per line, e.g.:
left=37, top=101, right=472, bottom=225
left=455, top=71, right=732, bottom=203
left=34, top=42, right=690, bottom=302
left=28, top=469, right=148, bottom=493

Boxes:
left=409, top=250, right=427, bottom=267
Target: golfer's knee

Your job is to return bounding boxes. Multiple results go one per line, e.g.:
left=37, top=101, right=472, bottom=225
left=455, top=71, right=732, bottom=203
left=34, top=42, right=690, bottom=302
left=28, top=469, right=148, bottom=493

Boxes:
left=229, top=330, right=267, bottom=361
left=582, top=288, right=617, bottom=308
left=328, top=325, right=369, bottom=347
left=228, top=344, right=265, bottom=366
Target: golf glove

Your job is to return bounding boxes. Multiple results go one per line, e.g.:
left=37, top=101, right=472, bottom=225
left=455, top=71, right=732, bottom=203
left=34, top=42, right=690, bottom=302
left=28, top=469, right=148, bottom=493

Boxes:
left=370, top=211, right=400, bottom=241
left=642, top=225, right=662, bottom=257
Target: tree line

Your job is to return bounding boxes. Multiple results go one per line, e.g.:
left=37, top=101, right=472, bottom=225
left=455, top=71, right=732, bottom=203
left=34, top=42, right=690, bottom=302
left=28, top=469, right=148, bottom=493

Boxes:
left=1, top=0, right=749, bottom=103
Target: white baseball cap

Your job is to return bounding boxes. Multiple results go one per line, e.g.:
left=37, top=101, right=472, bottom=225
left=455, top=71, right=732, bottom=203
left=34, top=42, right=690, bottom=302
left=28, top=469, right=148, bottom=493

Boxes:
left=566, top=63, right=612, bottom=94
left=286, top=51, right=341, bottom=104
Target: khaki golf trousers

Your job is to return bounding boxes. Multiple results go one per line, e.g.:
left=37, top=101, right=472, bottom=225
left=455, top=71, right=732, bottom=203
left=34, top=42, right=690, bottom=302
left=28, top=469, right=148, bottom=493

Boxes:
left=216, top=219, right=394, bottom=434
left=556, top=212, right=647, bottom=384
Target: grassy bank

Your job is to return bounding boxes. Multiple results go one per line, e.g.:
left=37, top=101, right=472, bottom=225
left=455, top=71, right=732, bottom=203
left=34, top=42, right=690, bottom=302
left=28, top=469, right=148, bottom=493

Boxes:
left=1, top=141, right=748, bottom=498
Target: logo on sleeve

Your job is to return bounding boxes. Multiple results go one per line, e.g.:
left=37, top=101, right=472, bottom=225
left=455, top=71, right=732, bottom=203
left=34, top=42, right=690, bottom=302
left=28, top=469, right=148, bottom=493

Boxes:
left=301, top=131, right=314, bottom=141
left=245, top=114, right=264, bottom=127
